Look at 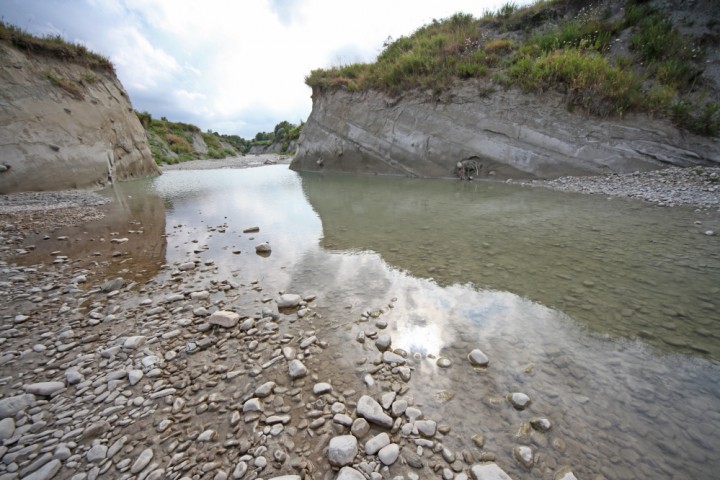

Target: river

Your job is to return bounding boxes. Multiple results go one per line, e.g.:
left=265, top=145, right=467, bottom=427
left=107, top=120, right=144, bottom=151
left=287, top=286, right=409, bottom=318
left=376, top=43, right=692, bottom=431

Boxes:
left=20, top=164, right=720, bottom=479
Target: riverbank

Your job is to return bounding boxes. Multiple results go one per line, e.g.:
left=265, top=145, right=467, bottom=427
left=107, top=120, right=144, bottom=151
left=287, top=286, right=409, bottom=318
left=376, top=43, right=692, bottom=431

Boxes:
left=159, top=153, right=291, bottom=171
left=518, top=166, right=720, bottom=209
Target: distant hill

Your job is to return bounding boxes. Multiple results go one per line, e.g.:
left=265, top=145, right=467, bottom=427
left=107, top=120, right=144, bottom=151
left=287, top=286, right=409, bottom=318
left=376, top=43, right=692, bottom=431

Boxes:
left=136, top=112, right=303, bottom=165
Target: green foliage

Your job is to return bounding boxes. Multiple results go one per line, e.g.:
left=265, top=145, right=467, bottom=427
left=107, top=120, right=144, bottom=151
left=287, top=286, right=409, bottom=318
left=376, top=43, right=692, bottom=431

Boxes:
left=0, top=21, right=114, bottom=72
left=302, top=0, right=716, bottom=136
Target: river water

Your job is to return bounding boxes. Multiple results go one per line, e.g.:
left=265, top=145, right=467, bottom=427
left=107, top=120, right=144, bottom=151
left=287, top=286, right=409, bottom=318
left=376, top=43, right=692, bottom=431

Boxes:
left=23, top=165, right=720, bottom=479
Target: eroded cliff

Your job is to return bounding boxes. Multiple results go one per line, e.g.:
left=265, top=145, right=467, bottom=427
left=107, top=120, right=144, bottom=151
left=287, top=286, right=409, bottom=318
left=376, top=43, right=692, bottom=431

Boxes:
left=291, top=86, right=719, bottom=179
left=0, top=41, right=160, bottom=193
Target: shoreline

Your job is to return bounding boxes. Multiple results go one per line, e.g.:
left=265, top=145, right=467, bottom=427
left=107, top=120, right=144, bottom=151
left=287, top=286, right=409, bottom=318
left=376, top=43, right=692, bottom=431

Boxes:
left=158, top=153, right=292, bottom=171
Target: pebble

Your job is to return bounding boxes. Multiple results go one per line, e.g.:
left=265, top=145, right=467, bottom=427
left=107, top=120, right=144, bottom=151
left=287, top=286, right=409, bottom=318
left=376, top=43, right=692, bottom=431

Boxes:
left=365, top=432, right=390, bottom=454
left=470, top=463, right=514, bottom=480
left=327, top=435, right=358, bottom=467
left=288, top=359, right=308, bottom=379
left=131, top=448, right=154, bottom=474
left=378, top=443, right=399, bottom=465
left=468, top=349, right=489, bottom=367
left=508, top=392, right=531, bottom=410
left=336, top=466, right=366, bottom=480
left=208, top=310, right=240, bottom=328
left=356, top=395, right=393, bottom=428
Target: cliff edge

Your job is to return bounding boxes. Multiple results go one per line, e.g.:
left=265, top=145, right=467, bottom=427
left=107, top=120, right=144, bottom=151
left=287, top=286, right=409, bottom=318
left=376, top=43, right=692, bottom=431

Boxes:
left=0, top=28, right=160, bottom=193
left=292, top=0, right=720, bottom=179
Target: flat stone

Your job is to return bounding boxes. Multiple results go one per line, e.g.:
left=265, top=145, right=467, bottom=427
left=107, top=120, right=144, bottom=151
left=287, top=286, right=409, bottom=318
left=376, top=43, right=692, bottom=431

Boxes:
left=131, top=448, right=154, bottom=474
left=255, top=381, right=276, bottom=397
left=21, top=458, right=61, bottom=480
left=243, top=398, right=263, bottom=413
left=365, top=432, right=390, bottom=455
left=276, top=293, right=301, bottom=308
left=382, top=351, right=406, bottom=364
left=123, top=336, right=147, bottom=350
left=356, top=395, right=393, bottom=428
left=0, top=394, right=34, bottom=419
left=468, top=349, right=489, bottom=367
left=24, top=382, right=64, bottom=396
left=327, top=435, right=358, bottom=467
left=0, top=417, right=15, bottom=440
left=208, top=310, right=240, bottom=328
left=470, top=463, right=514, bottom=480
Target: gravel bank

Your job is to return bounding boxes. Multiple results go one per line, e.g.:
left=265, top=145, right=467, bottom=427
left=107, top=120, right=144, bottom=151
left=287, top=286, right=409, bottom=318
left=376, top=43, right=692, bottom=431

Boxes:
left=522, top=166, right=720, bottom=208
left=160, top=154, right=291, bottom=171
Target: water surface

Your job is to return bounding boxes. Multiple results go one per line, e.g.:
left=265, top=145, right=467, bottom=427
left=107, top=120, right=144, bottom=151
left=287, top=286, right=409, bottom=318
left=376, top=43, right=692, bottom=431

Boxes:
left=19, top=166, right=720, bottom=479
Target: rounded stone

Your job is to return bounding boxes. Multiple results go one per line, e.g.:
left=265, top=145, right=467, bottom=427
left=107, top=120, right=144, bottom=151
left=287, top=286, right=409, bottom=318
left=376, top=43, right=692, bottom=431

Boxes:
left=508, top=392, right=531, bottom=410
left=468, top=349, right=489, bottom=367
left=327, top=435, right=358, bottom=467
left=378, top=443, right=399, bottom=465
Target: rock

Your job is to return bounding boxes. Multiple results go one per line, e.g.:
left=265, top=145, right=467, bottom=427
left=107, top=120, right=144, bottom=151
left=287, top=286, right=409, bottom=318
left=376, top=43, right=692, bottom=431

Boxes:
left=123, top=335, right=147, bottom=350
left=514, top=445, right=534, bottom=468
left=255, top=381, right=276, bottom=397
left=268, top=477, right=301, bottom=480
left=378, top=443, right=399, bottom=465
left=351, top=418, right=370, bottom=438
left=276, top=294, right=301, bottom=308
left=436, top=357, right=452, bottom=368
left=0, top=417, right=15, bottom=440
left=508, top=392, right=531, bottom=410
left=470, top=463, right=514, bottom=480
left=131, top=448, right=154, bottom=474
left=468, top=349, right=489, bottom=367
left=24, top=381, right=64, bottom=396
left=288, top=359, right=308, bottom=379
left=356, top=395, right=393, bottom=428
left=382, top=351, right=405, bottom=364
left=336, top=466, right=366, bottom=480
left=243, top=226, right=260, bottom=233
left=554, top=467, right=578, bottom=480
left=327, top=435, right=358, bottom=467
left=21, top=459, right=61, bottom=480
left=208, top=310, right=240, bottom=328
left=313, top=382, right=333, bottom=395
left=128, top=369, right=144, bottom=386
left=530, top=418, right=552, bottom=432
left=365, top=432, right=390, bottom=455
left=232, top=461, right=247, bottom=479
left=415, top=419, right=437, bottom=437
left=86, top=444, right=108, bottom=463
left=403, top=448, right=424, bottom=469
left=243, top=398, right=263, bottom=413
left=255, top=242, right=272, bottom=254
left=65, top=369, right=84, bottom=385
left=375, top=334, right=391, bottom=351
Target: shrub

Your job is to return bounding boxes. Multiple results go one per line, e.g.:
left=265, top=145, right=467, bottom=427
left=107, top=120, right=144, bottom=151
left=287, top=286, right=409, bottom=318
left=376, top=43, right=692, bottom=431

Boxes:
left=165, top=133, right=192, bottom=154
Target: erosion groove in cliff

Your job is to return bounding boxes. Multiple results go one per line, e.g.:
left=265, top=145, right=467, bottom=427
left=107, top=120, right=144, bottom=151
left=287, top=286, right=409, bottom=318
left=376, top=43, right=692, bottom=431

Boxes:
left=0, top=41, right=159, bottom=193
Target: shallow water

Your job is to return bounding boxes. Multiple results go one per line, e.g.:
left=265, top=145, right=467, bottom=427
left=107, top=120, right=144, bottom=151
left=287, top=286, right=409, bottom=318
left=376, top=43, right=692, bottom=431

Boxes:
left=19, top=165, right=720, bottom=479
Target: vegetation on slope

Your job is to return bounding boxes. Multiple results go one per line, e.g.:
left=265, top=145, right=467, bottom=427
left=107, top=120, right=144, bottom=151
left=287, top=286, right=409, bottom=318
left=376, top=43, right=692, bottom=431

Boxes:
left=136, top=112, right=303, bottom=165
left=305, top=0, right=719, bottom=136
left=0, top=21, right=114, bottom=72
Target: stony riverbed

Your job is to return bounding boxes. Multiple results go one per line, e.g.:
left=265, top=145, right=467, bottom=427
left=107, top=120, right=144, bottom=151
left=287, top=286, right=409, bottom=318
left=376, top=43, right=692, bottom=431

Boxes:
left=0, top=215, right=568, bottom=480
left=1, top=161, right=717, bottom=480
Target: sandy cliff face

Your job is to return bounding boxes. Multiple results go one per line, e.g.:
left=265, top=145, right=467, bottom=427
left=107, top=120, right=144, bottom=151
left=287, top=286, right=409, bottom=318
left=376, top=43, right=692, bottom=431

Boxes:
left=291, top=84, right=719, bottom=179
left=0, top=44, right=160, bottom=193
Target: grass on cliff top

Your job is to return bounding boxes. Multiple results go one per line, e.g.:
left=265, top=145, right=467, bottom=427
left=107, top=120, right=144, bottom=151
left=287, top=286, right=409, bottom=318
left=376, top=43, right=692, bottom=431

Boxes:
left=305, top=0, right=718, bottom=136
left=0, top=21, right=114, bottom=72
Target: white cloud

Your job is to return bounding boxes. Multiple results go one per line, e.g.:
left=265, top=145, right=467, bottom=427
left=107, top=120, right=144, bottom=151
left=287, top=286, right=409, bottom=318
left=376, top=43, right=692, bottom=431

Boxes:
left=0, top=0, right=522, bottom=137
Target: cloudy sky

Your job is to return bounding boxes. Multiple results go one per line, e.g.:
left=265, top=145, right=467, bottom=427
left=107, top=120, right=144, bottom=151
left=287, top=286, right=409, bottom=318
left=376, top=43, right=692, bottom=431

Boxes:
left=1, top=0, right=520, bottom=138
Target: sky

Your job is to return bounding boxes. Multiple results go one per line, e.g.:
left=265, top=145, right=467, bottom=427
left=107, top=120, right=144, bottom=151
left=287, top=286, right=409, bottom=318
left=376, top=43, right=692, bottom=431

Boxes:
left=1, top=0, right=520, bottom=138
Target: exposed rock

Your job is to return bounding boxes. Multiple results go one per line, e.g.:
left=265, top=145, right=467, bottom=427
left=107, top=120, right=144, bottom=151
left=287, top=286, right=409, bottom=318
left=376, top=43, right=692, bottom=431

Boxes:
left=378, top=443, right=399, bottom=465
left=24, top=381, right=65, bottom=396
left=336, top=466, right=366, bottom=480
left=277, top=293, right=301, bottom=308
left=327, top=435, right=358, bottom=467
left=291, top=88, right=718, bottom=180
left=356, top=395, right=393, bottom=428
left=288, top=359, right=308, bottom=379
left=0, top=41, right=159, bottom=193
left=508, top=392, right=531, bottom=410
left=514, top=445, right=535, bottom=468
left=208, top=310, right=240, bottom=328
left=470, top=463, right=515, bottom=480
left=554, top=467, right=579, bottom=480
left=365, top=432, right=390, bottom=455
left=468, top=349, right=489, bottom=367
left=0, top=394, right=35, bottom=418
left=255, top=242, right=272, bottom=254
left=530, top=418, right=553, bottom=432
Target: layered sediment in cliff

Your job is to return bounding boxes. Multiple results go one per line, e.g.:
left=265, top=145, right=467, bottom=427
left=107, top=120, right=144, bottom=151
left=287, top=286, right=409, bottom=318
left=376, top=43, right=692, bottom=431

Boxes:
left=291, top=84, right=719, bottom=179
left=0, top=43, right=160, bottom=193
